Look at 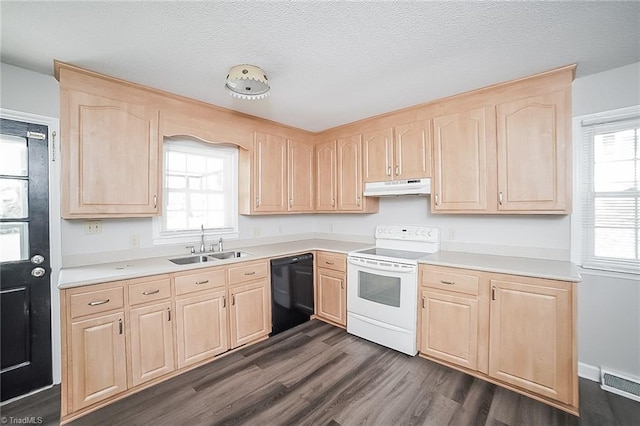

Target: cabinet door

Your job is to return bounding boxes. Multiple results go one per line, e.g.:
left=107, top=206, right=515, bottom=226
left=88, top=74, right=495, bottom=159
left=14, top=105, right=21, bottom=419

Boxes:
left=175, top=290, right=228, bottom=368
left=253, top=132, right=287, bottom=212
left=420, top=290, right=478, bottom=370
left=337, top=135, right=364, bottom=211
left=288, top=138, right=314, bottom=211
left=62, top=90, right=159, bottom=218
left=432, top=108, right=492, bottom=212
left=362, top=127, right=393, bottom=182
left=489, top=278, right=573, bottom=404
left=496, top=90, right=569, bottom=212
left=395, top=120, right=431, bottom=180
left=229, top=280, right=270, bottom=348
left=70, top=312, right=127, bottom=411
left=129, top=302, right=174, bottom=387
left=316, top=268, right=346, bottom=326
left=315, top=140, right=337, bottom=211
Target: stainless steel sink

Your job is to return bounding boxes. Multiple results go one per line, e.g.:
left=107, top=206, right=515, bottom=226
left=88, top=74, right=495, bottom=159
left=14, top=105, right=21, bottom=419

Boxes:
left=208, top=251, right=251, bottom=260
left=169, top=255, right=214, bottom=265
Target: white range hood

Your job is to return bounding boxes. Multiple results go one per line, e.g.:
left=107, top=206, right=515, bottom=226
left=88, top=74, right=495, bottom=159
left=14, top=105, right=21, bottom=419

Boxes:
left=363, top=178, right=431, bottom=197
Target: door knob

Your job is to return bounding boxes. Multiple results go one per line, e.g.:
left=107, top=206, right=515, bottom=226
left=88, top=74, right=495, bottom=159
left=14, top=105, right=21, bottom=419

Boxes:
left=31, top=267, right=46, bottom=278
left=31, top=254, right=45, bottom=264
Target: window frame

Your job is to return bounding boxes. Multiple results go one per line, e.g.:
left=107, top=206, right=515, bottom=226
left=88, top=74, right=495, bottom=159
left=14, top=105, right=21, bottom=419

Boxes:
left=572, top=106, right=640, bottom=276
left=152, top=138, right=239, bottom=246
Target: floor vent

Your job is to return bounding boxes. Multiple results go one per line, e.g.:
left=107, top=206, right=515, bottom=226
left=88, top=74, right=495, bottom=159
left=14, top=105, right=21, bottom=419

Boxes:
left=601, top=369, right=640, bottom=402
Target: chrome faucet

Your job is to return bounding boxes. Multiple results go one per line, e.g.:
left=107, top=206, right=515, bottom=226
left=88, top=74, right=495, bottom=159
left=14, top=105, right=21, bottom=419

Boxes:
left=200, top=224, right=206, bottom=253
left=218, top=237, right=224, bottom=252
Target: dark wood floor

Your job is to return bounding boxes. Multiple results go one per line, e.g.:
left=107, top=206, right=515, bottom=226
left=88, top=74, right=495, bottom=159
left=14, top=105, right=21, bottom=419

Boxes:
left=2, top=320, right=639, bottom=425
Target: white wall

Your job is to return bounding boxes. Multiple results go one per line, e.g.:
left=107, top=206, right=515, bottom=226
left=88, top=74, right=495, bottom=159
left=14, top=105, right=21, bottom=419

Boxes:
left=571, top=61, right=640, bottom=380
left=1, top=62, right=59, bottom=117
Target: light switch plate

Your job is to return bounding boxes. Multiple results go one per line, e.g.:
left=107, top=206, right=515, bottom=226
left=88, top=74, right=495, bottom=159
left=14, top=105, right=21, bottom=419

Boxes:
left=84, top=220, right=102, bottom=235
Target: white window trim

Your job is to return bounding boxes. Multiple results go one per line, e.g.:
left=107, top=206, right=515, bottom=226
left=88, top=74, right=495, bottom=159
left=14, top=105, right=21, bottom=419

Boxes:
left=153, top=139, right=239, bottom=246
left=571, top=105, right=640, bottom=277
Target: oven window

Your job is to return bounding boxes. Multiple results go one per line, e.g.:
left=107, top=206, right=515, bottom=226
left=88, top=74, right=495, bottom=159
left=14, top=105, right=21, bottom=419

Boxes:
left=358, top=271, right=401, bottom=307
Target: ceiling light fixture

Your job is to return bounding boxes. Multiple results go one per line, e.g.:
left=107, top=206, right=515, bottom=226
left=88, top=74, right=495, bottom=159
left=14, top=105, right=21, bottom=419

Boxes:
left=225, top=64, right=270, bottom=100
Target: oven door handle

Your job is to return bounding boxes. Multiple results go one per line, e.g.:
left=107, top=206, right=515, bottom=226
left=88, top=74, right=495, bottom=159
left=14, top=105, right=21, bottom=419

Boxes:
left=348, top=257, right=416, bottom=273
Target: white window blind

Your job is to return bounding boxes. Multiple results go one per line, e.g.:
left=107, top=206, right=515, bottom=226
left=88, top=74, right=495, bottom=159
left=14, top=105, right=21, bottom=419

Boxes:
left=158, top=138, right=238, bottom=240
left=581, top=114, right=640, bottom=274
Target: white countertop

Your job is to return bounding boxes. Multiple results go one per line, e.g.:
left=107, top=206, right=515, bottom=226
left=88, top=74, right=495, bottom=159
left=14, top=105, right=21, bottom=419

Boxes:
left=419, top=251, right=581, bottom=282
left=58, top=239, right=373, bottom=289
left=59, top=238, right=581, bottom=289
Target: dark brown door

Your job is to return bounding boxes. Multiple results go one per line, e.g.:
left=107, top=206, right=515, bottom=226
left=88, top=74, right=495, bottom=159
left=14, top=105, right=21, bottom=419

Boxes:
left=0, top=118, right=52, bottom=401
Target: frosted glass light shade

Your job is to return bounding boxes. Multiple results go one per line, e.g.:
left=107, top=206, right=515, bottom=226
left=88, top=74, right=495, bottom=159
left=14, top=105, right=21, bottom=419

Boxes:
left=225, top=65, right=270, bottom=100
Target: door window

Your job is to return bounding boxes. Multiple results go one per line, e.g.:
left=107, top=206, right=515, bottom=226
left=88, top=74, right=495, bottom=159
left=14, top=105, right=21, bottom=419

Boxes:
left=357, top=271, right=401, bottom=307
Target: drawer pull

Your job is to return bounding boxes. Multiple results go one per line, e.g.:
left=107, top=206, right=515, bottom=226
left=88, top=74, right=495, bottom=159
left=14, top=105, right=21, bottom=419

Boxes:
left=422, top=296, right=426, bottom=309
left=325, top=261, right=334, bottom=265
left=223, top=296, right=226, bottom=308
left=244, top=271, right=256, bottom=276
left=142, top=289, right=160, bottom=295
left=88, top=299, right=110, bottom=306
left=167, top=307, right=171, bottom=322
left=440, top=280, right=455, bottom=285
left=119, top=319, right=123, bottom=335
left=195, top=280, right=209, bottom=285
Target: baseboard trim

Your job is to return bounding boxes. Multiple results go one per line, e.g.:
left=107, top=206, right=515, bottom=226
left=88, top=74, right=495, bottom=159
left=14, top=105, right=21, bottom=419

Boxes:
left=579, top=362, right=601, bottom=382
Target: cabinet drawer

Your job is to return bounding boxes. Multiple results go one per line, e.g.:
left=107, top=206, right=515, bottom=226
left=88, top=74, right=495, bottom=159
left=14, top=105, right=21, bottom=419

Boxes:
left=69, top=285, right=124, bottom=319
left=421, top=268, right=479, bottom=295
left=174, top=268, right=226, bottom=296
left=228, top=260, right=268, bottom=286
left=317, top=252, right=346, bottom=273
left=129, top=275, right=171, bottom=306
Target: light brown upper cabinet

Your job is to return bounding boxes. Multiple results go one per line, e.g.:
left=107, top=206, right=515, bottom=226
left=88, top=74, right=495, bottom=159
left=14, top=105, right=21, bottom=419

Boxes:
left=60, top=88, right=160, bottom=218
left=432, top=108, right=495, bottom=212
left=431, top=65, right=574, bottom=214
left=240, top=131, right=314, bottom=214
left=316, top=135, right=379, bottom=213
left=363, top=120, right=431, bottom=182
left=496, top=90, right=570, bottom=212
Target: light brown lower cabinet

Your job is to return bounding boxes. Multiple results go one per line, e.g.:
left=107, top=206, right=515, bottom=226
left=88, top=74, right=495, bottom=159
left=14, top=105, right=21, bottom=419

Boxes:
left=315, top=251, right=347, bottom=327
left=129, top=302, right=175, bottom=386
left=61, top=260, right=270, bottom=424
left=69, top=312, right=127, bottom=412
left=418, top=264, right=578, bottom=415
left=175, top=290, right=228, bottom=368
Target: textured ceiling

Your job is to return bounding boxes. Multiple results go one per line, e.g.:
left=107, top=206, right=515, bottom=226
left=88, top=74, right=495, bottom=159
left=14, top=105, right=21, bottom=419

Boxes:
left=1, top=1, right=639, bottom=132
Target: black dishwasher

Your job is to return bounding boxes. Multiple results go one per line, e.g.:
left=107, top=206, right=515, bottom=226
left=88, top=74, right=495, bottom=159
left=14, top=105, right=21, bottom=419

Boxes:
left=270, top=253, right=314, bottom=335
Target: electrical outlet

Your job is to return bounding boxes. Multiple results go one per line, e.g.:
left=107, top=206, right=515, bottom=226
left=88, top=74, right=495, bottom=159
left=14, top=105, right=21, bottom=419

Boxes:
left=449, top=228, right=456, bottom=240
left=252, top=227, right=260, bottom=237
left=129, top=234, right=140, bottom=249
left=330, top=224, right=335, bottom=232
left=84, top=220, right=102, bottom=235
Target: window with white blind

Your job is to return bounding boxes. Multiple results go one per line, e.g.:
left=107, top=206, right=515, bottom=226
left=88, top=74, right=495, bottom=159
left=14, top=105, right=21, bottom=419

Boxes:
left=581, top=112, right=640, bottom=274
left=153, top=138, right=238, bottom=244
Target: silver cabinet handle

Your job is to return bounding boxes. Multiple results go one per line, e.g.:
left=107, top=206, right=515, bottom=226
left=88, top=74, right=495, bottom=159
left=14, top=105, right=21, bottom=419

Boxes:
left=499, top=192, right=504, bottom=205
left=395, top=165, right=400, bottom=176
left=232, top=294, right=235, bottom=305
left=422, top=296, right=426, bottom=309
left=289, top=199, right=293, bottom=208
left=195, top=280, right=209, bottom=285
left=167, top=307, right=171, bottom=321
left=88, top=299, right=110, bottom=306
left=434, top=194, right=439, bottom=206
left=256, top=197, right=260, bottom=208
left=223, top=296, right=226, bottom=308
left=357, top=196, right=361, bottom=207
left=143, top=289, right=160, bottom=295
left=325, top=261, right=334, bottom=265
left=440, top=280, right=455, bottom=285
left=119, top=319, right=123, bottom=334
left=332, top=197, right=335, bottom=207
left=492, top=286, right=496, bottom=301
left=387, top=166, right=391, bottom=176
left=153, top=195, right=157, bottom=209
left=244, top=271, right=256, bottom=276
left=31, top=267, right=45, bottom=277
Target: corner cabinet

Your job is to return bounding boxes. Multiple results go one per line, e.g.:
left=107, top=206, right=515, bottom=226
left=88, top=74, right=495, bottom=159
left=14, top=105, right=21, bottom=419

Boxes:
left=59, top=75, right=161, bottom=218
left=240, top=131, right=314, bottom=214
left=316, top=136, right=378, bottom=213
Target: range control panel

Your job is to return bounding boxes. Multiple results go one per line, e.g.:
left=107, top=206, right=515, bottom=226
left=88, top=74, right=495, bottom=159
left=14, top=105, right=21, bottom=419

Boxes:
left=375, top=225, right=439, bottom=243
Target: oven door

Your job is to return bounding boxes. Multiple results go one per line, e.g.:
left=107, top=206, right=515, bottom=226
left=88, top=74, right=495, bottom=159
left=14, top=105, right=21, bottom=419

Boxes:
left=347, top=256, right=417, bottom=330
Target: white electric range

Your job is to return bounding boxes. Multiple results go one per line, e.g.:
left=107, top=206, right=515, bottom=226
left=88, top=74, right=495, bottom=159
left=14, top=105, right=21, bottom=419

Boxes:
left=347, top=225, right=440, bottom=355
